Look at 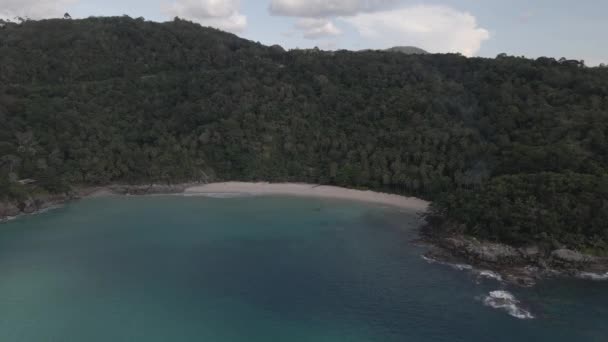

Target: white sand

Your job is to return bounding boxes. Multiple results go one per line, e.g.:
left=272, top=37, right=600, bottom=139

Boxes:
left=185, top=182, right=429, bottom=211
left=85, top=188, right=117, bottom=198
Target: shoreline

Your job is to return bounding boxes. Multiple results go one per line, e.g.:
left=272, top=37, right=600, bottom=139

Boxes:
left=0, top=184, right=195, bottom=223
left=420, top=233, right=608, bottom=287
left=3, top=182, right=607, bottom=286
left=1, top=182, right=429, bottom=222
left=183, top=182, right=430, bottom=212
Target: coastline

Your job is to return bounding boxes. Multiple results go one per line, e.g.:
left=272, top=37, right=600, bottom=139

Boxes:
left=3, top=181, right=607, bottom=286
left=0, top=183, right=196, bottom=223
left=420, top=233, right=608, bottom=286
left=1, top=182, right=429, bottom=222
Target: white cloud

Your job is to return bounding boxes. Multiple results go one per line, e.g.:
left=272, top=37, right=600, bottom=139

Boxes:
left=0, top=0, right=76, bottom=20
left=295, top=18, right=341, bottom=39
left=343, top=5, right=490, bottom=56
left=269, top=0, right=397, bottom=17
left=163, top=0, right=247, bottom=33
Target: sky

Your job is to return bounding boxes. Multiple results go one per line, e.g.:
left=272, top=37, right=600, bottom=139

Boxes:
left=1, top=0, right=606, bottom=65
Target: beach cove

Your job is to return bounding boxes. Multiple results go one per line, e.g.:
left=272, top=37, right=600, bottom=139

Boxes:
left=3, top=182, right=608, bottom=285
left=0, top=193, right=607, bottom=340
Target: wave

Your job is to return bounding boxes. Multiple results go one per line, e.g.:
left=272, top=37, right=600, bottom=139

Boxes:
left=482, top=290, right=534, bottom=319
left=451, top=263, right=474, bottom=271
left=36, top=205, right=62, bottom=215
left=476, top=270, right=503, bottom=282
left=0, top=216, right=18, bottom=223
left=421, top=256, right=535, bottom=319
left=421, top=255, right=473, bottom=271
left=421, top=255, right=517, bottom=287
left=421, top=255, right=435, bottom=263
left=577, top=272, right=608, bottom=281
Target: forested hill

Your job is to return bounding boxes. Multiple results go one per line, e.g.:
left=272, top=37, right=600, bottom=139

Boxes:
left=1, top=17, right=607, bottom=249
left=385, top=46, right=429, bottom=54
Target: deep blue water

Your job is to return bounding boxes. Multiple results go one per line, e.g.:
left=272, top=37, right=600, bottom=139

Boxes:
left=0, top=195, right=606, bottom=341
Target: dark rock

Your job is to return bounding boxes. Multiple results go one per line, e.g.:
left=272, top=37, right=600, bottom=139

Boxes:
left=0, top=202, right=20, bottom=218
left=504, top=271, right=537, bottom=287
left=519, top=246, right=541, bottom=261
left=550, top=249, right=593, bottom=266
left=422, top=233, right=608, bottom=287
left=109, top=184, right=190, bottom=195
left=439, top=236, right=524, bottom=266
left=20, top=199, right=38, bottom=214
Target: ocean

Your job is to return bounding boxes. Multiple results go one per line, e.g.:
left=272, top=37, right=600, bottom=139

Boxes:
left=0, top=195, right=605, bottom=341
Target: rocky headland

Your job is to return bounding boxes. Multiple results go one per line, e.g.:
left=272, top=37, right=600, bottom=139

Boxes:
left=422, top=234, right=608, bottom=286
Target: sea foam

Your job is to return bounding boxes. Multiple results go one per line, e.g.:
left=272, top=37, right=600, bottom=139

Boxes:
left=0, top=216, right=17, bottom=223
left=476, top=270, right=503, bottom=282
left=421, top=255, right=473, bottom=271
left=577, top=272, right=608, bottom=281
left=482, top=291, right=534, bottom=319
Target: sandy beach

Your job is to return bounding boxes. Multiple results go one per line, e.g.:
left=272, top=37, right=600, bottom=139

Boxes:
left=2, top=182, right=428, bottom=223
left=185, top=182, right=430, bottom=211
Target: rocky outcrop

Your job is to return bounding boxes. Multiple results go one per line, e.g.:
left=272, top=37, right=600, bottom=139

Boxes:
left=1, top=183, right=204, bottom=222
left=423, top=234, right=608, bottom=286
left=519, top=246, right=541, bottom=262
left=0, top=202, right=21, bottom=218
left=107, top=184, right=194, bottom=195
left=436, top=236, right=525, bottom=266
left=20, top=199, right=38, bottom=214
left=550, top=249, right=594, bottom=268
left=1, top=193, right=71, bottom=222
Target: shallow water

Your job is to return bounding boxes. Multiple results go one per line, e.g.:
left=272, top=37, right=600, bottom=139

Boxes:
left=0, top=196, right=606, bottom=341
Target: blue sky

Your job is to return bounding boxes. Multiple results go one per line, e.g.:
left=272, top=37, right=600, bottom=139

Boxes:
left=2, top=0, right=606, bottom=65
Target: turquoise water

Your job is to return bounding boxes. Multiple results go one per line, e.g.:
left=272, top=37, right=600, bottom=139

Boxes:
left=0, top=196, right=606, bottom=341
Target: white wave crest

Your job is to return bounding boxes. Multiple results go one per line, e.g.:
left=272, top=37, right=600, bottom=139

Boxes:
left=36, top=206, right=62, bottom=215
left=476, top=270, right=503, bottom=282
left=421, top=255, right=436, bottom=263
left=421, top=255, right=473, bottom=271
left=488, top=290, right=515, bottom=300
left=482, top=290, right=534, bottom=319
left=1, top=216, right=18, bottom=223
left=577, top=272, right=608, bottom=281
left=451, top=263, right=474, bottom=271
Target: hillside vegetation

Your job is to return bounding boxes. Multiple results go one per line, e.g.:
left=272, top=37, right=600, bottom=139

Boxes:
left=1, top=17, right=607, bottom=248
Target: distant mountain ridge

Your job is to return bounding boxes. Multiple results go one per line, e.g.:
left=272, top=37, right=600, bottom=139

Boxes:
left=386, top=46, right=429, bottom=54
